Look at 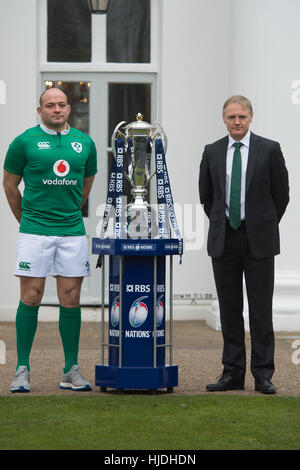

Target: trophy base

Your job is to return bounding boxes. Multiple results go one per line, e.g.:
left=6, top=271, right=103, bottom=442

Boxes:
left=95, top=365, right=178, bottom=391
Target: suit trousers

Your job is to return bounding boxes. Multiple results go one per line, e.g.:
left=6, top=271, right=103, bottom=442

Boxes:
left=212, top=221, right=275, bottom=381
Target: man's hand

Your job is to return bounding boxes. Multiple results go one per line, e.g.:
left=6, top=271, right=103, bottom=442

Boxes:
left=81, top=175, right=95, bottom=209
left=3, top=169, right=23, bottom=223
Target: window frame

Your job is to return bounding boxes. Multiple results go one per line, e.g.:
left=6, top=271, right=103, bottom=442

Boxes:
left=38, top=0, right=160, bottom=306
left=38, top=0, right=160, bottom=73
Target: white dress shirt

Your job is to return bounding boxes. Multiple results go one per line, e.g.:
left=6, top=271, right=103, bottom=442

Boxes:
left=225, top=130, right=251, bottom=220
left=40, top=123, right=70, bottom=135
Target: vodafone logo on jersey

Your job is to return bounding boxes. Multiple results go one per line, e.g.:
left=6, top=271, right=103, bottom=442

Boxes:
left=42, top=159, right=77, bottom=186
left=53, top=160, right=70, bottom=177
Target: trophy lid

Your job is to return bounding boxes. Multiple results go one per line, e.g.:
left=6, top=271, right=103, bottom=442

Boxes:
left=124, top=113, right=156, bottom=136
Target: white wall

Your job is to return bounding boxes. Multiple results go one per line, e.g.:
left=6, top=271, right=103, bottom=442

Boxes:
left=0, top=0, right=38, bottom=317
left=228, top=0, right=300, bottom=330
left=161, top=0, right=300, bottom=329
left=1, top=0, right=231, bottom=320
left=230, top=0, right=299, bottom=272
left=1, top=0, right=300, bottom=329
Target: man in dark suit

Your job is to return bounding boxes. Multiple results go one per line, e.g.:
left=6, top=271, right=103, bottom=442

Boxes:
left=199, top=95, right=289, bottom=394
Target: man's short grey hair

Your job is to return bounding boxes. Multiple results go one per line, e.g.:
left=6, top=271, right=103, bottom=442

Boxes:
left=223, top=95, right=253, bottom=115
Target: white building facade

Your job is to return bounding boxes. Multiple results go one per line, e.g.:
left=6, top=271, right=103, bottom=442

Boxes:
left=0, top=0, right=299, bottom=330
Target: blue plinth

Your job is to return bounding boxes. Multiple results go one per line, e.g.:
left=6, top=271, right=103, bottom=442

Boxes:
left=95, top=365, right=178, bottom=391
left=92, top=237, right=180, bottom=392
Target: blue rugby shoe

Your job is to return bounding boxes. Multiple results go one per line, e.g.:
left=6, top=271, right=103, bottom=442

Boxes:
left=59, top=365, right=92, bottom=391
left=10, top=366, right=30, bottom=393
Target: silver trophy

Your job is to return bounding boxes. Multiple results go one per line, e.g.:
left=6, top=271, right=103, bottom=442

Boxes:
left=111, top=113, right=168, bottom=239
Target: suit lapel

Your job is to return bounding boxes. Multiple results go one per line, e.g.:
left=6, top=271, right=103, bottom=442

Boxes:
left=246, top=132, right=260, bottom=193
left=217, top=136, right=228, bottom=196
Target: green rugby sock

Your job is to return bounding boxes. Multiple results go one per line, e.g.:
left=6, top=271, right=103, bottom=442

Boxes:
left=59, top=305, right=81, bottom=374
left=16, top=301, right=39, bottom=371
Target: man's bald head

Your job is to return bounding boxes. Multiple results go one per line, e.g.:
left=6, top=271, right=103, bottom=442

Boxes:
left=39, top=87, right=68, bottom=108
left=37, top=88, right=71, bottom=132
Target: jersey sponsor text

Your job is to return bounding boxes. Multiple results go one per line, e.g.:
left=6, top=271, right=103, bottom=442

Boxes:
left=42, top=178, right=78, bottom=186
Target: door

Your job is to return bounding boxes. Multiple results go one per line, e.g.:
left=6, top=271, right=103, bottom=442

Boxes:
left=40, top=72, right=157, bottom=305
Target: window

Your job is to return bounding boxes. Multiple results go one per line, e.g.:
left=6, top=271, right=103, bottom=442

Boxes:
left=47, top=0, right=91, bottom=62
left=44, top=80, right=90, bottom=134
left=41, top=0, right=158, bottom=304
left=46, top=0, right=151, bottom=64
left=108, top=82, right=151, bottom=141
left=43, top=79, right=90, bottom=217
left=106, top=0, right=150, bottom=63
left=108, top=82, right=152, bottom=204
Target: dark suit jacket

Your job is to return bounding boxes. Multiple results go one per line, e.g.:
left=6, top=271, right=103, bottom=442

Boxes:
left=199, top=132, right=289, bottom=259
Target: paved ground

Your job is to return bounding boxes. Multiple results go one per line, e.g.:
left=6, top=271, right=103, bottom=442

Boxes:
left=0, top=320, right=299, bottom=396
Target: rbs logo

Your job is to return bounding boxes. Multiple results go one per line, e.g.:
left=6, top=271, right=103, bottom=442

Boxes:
left=126, top=284, right=151, bottom=293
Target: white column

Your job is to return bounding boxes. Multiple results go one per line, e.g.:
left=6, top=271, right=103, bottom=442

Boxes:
left=160, top=0, right=231, bottom=321
left=0, top=0, right=38, bottom=320
left=91, top=13, right=106, bottom=63
left=224, top=0, right=300, bottom=331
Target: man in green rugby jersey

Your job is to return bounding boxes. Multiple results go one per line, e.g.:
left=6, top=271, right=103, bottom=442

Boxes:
left=3, top=88, right=97, bottom=392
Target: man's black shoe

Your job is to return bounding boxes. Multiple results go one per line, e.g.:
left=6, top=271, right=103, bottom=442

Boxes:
left=206, top=374, right=244, bottom=392
left=255, top=379, right=277, bottom=394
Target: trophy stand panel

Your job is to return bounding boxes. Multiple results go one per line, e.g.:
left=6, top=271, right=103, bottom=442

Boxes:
left=108, top=255, right=166, bottom=368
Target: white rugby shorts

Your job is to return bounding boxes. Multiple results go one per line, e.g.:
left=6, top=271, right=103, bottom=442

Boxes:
left=15, top=233, right=91, bottom=278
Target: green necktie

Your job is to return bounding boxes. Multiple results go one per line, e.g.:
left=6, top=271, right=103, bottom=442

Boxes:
left=229, top=142, right=243, bottom=230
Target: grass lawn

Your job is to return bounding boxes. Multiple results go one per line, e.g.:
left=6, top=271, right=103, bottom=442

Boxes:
left=0, top=394, right=299, bottom=450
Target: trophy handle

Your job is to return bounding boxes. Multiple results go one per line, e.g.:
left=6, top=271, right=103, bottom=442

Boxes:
left=153, top=121, right=168, bottom=154
left=111, top=121, right=126, bottom=160
left=111, top=121, right=133, bottom=185
left=146, top=121, right=168, bottom=182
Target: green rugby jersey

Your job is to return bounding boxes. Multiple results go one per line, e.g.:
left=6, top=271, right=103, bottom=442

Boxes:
left=4, top=124, right=97, bottom=236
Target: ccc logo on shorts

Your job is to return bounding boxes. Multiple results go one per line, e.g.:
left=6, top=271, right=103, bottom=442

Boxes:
left=19, top=262, right=31, bottom=271
left=53, top=160, right=70, bottom=177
